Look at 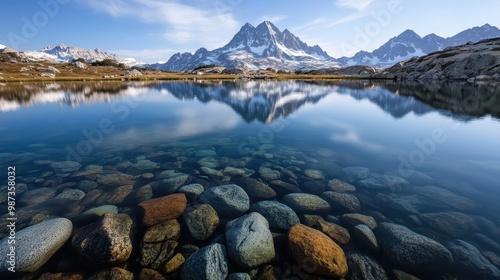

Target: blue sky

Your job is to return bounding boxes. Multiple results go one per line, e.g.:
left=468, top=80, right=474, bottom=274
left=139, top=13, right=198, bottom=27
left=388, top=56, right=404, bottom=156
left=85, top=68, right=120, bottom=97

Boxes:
left=1, top=0, right=499, bottom=63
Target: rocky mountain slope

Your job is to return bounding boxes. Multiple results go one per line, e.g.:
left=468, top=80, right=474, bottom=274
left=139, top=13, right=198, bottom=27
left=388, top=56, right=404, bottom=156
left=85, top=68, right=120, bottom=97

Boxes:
left=0, top=43, right=144, bottom=67
left=372, top=37, right=500, bottom=81
left=149, top=21, right=341, bottom=71
left=339, top=24, right=500, bottom=68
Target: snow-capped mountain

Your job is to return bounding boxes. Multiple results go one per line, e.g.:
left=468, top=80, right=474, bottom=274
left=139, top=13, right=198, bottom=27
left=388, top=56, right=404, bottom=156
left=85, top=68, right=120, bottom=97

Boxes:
left=22, top=43, right=144, bottom=66
left=339, top=24, right=500, bottom=68
left=0, top=44, right=6, bottom=50
left=150, top=21, right=340, bottom=71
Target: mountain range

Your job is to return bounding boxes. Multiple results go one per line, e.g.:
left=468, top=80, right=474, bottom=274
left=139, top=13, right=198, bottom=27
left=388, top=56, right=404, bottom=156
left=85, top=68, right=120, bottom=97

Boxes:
left=2, top=22, right=499, bottom=70
left=338, top=24, right=500, bottom=68
left=7, top=43, right=144, bottom=67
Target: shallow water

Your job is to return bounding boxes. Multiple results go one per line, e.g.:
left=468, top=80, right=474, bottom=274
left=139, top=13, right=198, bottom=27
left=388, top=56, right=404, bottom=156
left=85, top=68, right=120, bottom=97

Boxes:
left=0, top=80, right=499, bottom=278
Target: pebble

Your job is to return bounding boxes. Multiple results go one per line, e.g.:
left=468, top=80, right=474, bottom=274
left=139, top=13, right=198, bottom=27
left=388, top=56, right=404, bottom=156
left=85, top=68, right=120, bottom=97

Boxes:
left=163, top=252, right=185, bottom=273
left=303, top=169, right=325, bottom=180
left=183, top=204, right=220, bottom=241
left=282, top=193, right=331, bottom=215
left=86, top=267, right=133, bottom=280
left=225, top=212, right=275, bottom=268
left=50, top=161, right=81, bottom=174
left=316, top=218, right=351, bottom=245
left=446, top=239, right=500, bottom=279
left=250, top=200, right=300, bottom=231
left=259, top=167, right=281, bottom=181
left=375, top=222, right=453, bottom=271
left=181, top=243, right=229, bottom=280
left=288, top=224, right=348, bottom=278
left=0, top=218, right=73, bottom=273
left=139, top=193, right=187, bottom=226
left=347, top=251, right=388, bottom=280
left=341, top=213, right=377, bottom=229
left=419, top=211, right=477, bottom=238
left=177, top=183, right=205, bottom=200
left=82, top=205, right=118, bottom=217
left=199, top=184, right=250, bottom=218
left=327, top=179, right=356, bottom=192
left=71, top=213, right=133, bottom=266
left=150, top=173, right=189, bottom=195
left=233, top=177, right=277, bottom=201
left=352, top=224, right=379, bottom=253
left=322, top=191, right=361, bottom=213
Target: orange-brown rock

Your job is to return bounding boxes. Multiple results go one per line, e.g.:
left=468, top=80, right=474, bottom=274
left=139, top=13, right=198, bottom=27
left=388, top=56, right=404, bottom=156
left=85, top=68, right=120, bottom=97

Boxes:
left=288, top=224, right=348, bottom=278
left=139, top=193, right=187, bottom=226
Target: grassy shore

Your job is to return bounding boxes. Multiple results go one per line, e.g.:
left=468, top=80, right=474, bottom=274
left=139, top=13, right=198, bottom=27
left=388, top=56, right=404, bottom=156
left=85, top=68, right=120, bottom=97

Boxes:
left=0, top=60, right=368, bottom=83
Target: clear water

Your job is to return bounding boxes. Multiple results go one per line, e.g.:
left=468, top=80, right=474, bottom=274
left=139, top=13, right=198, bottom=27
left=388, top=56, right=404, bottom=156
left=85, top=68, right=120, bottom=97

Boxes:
left=0, top=80, right=499, bottom=277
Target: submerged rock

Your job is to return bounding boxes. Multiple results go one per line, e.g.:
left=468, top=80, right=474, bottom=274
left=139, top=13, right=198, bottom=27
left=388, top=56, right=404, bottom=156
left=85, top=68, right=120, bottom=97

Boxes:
left=181, top=243, right=229, bottom=280
left=86, top=267, right=133, bottom=280
left=0, top=218, right=73, bottom=273
left=347, top=252, right=388, bottom=280
left=50, top=161, right=81, bottom=174
left=322, top=191, right=361, bottom=213
left=288, top=224, right=348, bottom=278
left=199, top=184, right=250, bottom=218
left=71, top=213, right=132, bottom=266
left=233, top=177, right=276, bottom=201
left=250, top=200, right=299, bottom=231
left=183, top=204, right=220, bottom=241
left=327, top=179, right=356, bottom=192
left=446, top=239, right=500, bottom=279
left=139, top=193, right=187, bottom=226
left=375, top=222, right=453, bottom=271
left=419, top=211, right=478, bottom=238
left=282, top=193, right=331, bottom=215
left=225, top=212, right=275, bottom=268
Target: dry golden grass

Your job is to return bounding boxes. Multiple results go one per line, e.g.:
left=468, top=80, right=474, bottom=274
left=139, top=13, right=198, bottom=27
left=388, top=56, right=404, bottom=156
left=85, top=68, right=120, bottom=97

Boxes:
left=0, top=59, right=363, bottom=83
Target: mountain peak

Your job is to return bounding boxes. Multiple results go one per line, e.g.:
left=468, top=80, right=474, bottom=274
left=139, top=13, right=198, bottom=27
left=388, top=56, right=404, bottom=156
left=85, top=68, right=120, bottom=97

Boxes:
left=58, top=43, right=67, bottom=49
left=395, top=29, right=421, bottom=40
left=154, top=21, right=339, bottom=71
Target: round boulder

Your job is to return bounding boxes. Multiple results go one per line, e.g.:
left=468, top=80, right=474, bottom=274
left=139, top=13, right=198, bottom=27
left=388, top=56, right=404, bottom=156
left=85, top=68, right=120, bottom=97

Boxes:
left=225, top=212, right=275, bottom=268
left=199, top=184, right=250, bottom=218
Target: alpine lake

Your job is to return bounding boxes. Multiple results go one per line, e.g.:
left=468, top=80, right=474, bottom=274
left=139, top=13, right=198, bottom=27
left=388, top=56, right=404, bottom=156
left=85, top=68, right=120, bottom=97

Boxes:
left=0, top=80, right=499, bottom=279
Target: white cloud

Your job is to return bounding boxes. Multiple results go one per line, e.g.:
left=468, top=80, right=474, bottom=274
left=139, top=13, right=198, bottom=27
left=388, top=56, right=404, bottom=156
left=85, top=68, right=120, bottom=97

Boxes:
left=336, top=0, right=373, bottom=11
left=110, top=48, right=178, bottom=63
left=77, top=0, right=240, bottom=49
left=259, top=14, right=288, bottom=24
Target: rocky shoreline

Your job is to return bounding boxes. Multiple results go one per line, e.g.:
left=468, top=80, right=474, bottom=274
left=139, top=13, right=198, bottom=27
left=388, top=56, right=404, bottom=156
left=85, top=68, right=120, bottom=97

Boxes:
left=0, top=138, right=499, bottom=280
left=373, top=37, right=500, bottom=82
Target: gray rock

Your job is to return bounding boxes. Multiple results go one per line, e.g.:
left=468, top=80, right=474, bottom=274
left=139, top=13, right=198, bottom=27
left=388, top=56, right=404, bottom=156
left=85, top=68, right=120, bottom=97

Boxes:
left=327, top=179, right=356, bottom=192
left=72, top=61, right=87, bottom=69
left=177, top=183, right=204, bottom=200
left=386, top=170, right=434, bottom=186
left=375, top=223, right=453, bottom=271
left=77, top=180, right=98, bottom=191
left=412, top=185, right=478, bottom=211
left=343, top=166, right=370, bottom=181
left=200, top=166, right=223, bottom=177
left=72, top=213, right=132, bottom=265
left=131, top=160, right=158, bottom=171
left=358, top=173, right=408, bottom=191
left=151, top=173, right=189, bottom=195
left=446, top=239, right=500, bottom=279
left=259, top=167, right=281, bottom=181
left=322, top=191, right=361, bottom=213
left=282, top=193, right=331, bottom=215
left=19, top=187, right=56, bottom=205
left=352, top=224, right=379, bottom=253
left=181, top=243, right=229, bottom=280
left=341, top=213, right=378, bottom=229
left=303, top=169, right=325, bottom=180
left=195, top=149, right=217, bottom=157
left=50, top=161, right=81, bottom=173
left=234, top=177, right=276, bottom=201
left=0, top=218, right=73, bottom=273
left=87, top=267, right=133, bottom=280
left=54, top=188, right=86, bottom=204
left=229, top=272, right=251, bottom=280
left=197, top=157, right=219, bottom=168
left=82, top=205, right=118, bottom=217
left=347, top=252, right=388, bottom=280
left=199, top=184, right=250, bottom=218
left=183, top=204, right=220, bottom=241
left=225, top=212, right=275, bottom=268
left=419, top=211, right=478, bottom=238
left=250, top=200, right=299, bottom=231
